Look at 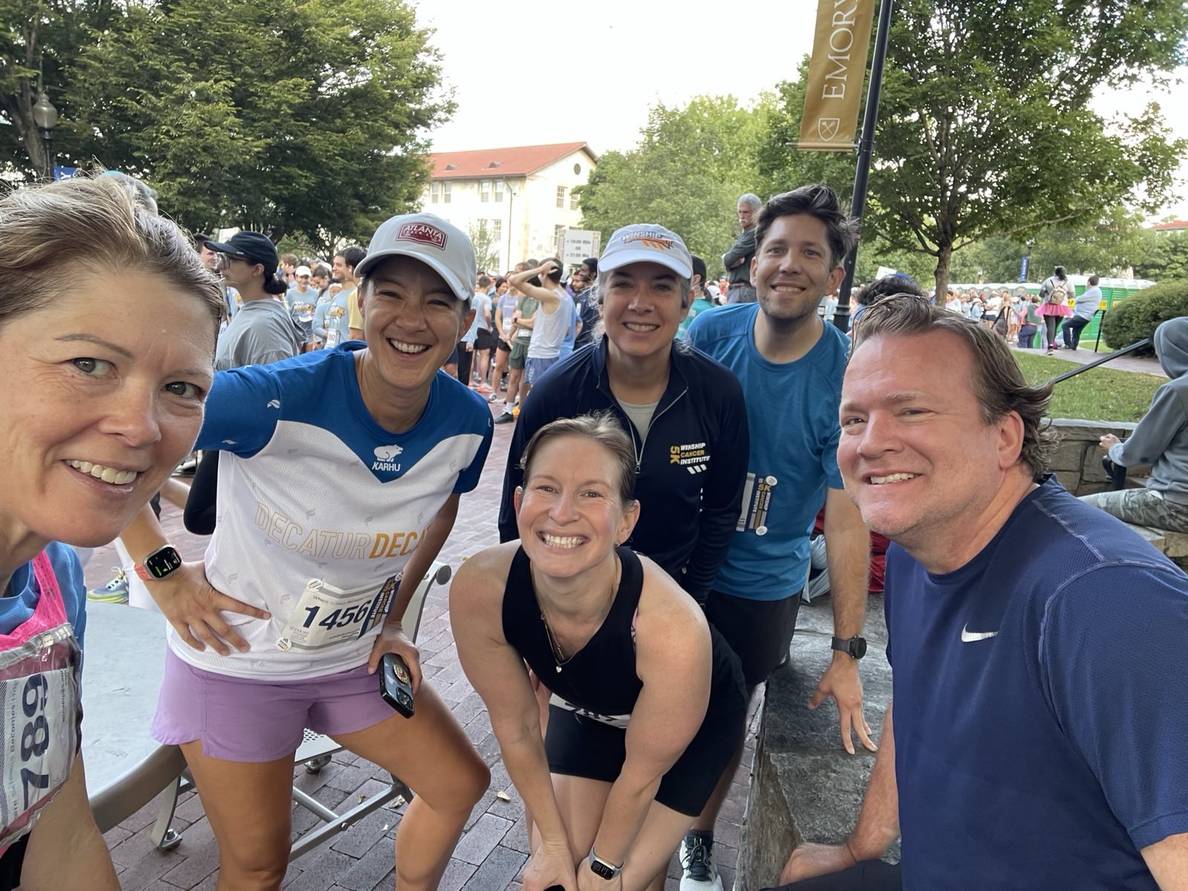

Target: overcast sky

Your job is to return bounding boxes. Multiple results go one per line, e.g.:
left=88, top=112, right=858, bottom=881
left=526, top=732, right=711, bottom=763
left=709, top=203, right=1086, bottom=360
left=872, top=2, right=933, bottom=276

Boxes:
left=415, top=0, right=1187, bottom=218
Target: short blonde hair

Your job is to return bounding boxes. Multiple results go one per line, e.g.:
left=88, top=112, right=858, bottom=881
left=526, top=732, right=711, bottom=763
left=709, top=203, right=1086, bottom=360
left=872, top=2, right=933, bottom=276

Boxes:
left=0, top=176, right=223, bottom=333
left=520, top=412, right=637, bottom=504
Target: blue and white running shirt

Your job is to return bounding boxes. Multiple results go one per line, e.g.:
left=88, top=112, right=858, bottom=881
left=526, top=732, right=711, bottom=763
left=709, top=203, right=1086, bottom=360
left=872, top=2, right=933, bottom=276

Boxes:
left=174, top=345, right=493, bottom=680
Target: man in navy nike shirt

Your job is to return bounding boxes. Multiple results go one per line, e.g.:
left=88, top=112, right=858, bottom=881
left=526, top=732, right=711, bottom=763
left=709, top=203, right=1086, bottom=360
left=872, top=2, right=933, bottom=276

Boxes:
left=777, top=295, right=1188, bottom=890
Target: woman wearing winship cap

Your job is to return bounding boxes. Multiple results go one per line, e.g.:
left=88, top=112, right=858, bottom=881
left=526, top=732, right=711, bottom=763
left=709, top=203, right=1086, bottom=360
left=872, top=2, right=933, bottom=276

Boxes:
left=452, top=413, right=747, bottom=891
left=118, top=213, right=493, bottom=890
left=0, top=175, right=223, bottom=890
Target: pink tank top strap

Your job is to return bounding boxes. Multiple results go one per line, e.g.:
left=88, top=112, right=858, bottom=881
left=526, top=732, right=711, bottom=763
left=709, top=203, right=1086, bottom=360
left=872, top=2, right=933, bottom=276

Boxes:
left=0, top=551, right=69, bottom=649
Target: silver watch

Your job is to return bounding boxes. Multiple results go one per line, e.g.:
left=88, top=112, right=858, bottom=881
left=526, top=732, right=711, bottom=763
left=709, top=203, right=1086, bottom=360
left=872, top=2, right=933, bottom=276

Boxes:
left=588, top=852, right=622, bottom=880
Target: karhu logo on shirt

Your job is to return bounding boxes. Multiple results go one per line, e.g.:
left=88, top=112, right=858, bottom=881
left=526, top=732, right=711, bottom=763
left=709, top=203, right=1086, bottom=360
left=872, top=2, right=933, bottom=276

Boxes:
left=397, top=222, right=447, bottom=250
left=373, top=444, right=403, bottom=472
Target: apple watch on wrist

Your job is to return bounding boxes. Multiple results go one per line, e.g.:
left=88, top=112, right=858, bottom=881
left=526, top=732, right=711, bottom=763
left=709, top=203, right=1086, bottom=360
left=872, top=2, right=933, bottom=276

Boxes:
left=588, top=850, right=623, bottom=880
left=134, top=545, right=183, bottom=581
left=831, top=635, right=868, bottom=660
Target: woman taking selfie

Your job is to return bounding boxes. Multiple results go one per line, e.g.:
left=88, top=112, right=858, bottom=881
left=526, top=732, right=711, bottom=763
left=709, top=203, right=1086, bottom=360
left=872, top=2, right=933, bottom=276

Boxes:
left=0, top=175, right=223, bottom=889
left=452, top=414, right=747, bottom=891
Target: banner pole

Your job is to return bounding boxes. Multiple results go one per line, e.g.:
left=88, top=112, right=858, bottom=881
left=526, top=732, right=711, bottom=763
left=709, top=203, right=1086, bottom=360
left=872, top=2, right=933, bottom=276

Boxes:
left=834, top=0, right=895, bottom=334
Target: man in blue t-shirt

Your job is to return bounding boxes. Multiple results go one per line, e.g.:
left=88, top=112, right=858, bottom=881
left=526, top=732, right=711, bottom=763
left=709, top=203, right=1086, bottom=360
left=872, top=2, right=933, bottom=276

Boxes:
left=777, top=297, right=1188, bottom=889
left=685, top=185, right=874, bottom=891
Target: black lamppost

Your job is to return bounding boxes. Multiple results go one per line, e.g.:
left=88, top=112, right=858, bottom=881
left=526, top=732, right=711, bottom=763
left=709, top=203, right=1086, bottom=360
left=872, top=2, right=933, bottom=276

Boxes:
left=31, top=91, right=59, bottom=182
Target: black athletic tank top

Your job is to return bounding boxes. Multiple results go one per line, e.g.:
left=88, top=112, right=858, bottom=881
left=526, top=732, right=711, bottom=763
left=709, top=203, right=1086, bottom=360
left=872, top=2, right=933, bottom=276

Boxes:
left=502, top=546, right=643, bottom=718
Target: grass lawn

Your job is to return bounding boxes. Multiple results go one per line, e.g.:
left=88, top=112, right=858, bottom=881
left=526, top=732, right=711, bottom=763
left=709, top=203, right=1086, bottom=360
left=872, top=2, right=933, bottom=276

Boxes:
left=1013, top=352, right=1163, bottom=423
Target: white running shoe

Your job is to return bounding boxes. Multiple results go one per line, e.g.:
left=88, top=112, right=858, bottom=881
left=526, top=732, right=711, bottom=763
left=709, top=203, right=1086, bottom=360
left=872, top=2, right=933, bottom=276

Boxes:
left=679, top=834, right=724, bottom=891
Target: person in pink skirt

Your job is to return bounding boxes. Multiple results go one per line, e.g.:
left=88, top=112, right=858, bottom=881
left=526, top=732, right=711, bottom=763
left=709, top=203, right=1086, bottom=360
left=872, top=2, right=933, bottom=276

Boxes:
left=1038, top=265, right=1074, bottom=353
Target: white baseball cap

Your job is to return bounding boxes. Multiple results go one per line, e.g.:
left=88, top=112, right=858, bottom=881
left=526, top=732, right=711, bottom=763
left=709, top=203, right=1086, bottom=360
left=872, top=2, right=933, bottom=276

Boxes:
left=599, top=224, right=693, bottom=279
left=295, top=265, right=311, bottom=277
left=354, top=213, right=476, bottom=303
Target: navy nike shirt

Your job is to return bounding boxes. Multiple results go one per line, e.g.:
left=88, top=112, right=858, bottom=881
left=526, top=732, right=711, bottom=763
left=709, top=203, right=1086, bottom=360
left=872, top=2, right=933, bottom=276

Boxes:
left=885, top=477, right=1188, bottom=889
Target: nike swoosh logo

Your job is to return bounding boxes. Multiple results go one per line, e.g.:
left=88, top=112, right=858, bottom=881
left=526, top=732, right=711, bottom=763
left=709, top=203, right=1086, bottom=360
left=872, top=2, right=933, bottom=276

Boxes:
left=961, top=625, right=999, bottom=643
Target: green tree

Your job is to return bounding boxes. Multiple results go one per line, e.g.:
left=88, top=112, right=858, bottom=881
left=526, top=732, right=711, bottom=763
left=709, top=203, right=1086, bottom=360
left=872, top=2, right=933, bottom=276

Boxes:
left=468, top=220, right=500, bottom=274
left=760, top=0, right=1187, bottom=296
left=0, top=0, right=120, bottom=180
left=64, top=0, right=450, bottom=252
left=947, top=209, right=1155, bottom=283
left=1135, top=230, right=1188, bottom=281
left=578, top=95, right=773, bottom=275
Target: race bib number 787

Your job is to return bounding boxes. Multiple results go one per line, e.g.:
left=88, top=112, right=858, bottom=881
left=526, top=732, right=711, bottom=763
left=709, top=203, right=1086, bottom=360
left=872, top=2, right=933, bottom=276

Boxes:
left=0, top=667, right=78, bottom=845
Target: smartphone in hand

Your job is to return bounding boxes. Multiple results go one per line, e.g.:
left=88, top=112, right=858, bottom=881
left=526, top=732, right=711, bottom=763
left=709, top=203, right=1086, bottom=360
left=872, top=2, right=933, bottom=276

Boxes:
left=379, top=653, right=415, bottom=718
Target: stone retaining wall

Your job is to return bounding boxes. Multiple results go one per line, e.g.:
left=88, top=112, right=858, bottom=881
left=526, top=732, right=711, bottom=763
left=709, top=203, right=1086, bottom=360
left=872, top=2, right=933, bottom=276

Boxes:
left=1045, top=417, right=1139, bottom=495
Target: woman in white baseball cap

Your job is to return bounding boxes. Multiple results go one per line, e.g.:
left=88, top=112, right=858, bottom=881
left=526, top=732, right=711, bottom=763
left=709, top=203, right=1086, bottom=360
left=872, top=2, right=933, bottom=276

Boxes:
left=118, top=213, right=492, bottom=889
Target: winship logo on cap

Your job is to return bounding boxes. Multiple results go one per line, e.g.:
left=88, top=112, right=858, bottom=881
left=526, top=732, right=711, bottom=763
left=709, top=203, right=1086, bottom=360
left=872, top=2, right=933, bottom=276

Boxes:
left=621, top=230, right=674, bottom=250
left=397, top=222, right=447, bottom=250
left=600, top=223, right=692, bottom=279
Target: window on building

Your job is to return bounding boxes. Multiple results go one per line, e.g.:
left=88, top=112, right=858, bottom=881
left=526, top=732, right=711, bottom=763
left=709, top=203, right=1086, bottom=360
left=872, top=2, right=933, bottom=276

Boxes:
left=492, top=219, right=502, bottom=242
left=494, top=179, right=504, bottom=202
left=570, top=190, right=580, bottom=211
left=430, top=181, right=440, bottom=202
left=554, top=224, right=565, bottom=251
left=479, top=179, right=490, bottom=202
left=556, top=186, right=566, bottom=209
left=442, top=181, right=452, bottom=204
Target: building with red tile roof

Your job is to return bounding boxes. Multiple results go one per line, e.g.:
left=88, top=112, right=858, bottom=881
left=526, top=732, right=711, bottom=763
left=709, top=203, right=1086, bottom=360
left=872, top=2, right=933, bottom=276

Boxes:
left=422, top=143, right=597, bottom=272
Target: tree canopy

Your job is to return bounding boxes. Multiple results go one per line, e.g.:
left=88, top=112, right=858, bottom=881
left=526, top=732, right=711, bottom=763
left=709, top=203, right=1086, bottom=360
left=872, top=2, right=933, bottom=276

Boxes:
left=578, top=95, right=773, bottom=277
left=2, top=0, right=450, bottom=252
left=760, top=0, right=1188, bottom=295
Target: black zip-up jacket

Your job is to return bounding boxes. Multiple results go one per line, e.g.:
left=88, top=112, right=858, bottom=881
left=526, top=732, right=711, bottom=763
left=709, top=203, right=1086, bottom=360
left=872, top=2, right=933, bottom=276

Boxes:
left=497, top=337, right=749, bottom=602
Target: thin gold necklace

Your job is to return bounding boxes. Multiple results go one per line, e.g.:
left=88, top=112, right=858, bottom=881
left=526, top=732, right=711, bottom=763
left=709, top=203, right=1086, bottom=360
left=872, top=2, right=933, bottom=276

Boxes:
left=536, top=555, right=621, bottom=673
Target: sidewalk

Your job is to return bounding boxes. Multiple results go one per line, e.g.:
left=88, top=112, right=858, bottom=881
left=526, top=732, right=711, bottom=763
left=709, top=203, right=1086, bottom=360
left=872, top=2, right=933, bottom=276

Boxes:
left=87, top=399, right=757, bottom=891
left=1009, top=344, right=1166, bottom=378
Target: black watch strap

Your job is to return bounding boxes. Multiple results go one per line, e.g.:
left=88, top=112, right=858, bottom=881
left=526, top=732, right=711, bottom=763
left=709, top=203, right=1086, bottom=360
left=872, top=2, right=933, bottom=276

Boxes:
left=831, top=635, right=868, bottom=660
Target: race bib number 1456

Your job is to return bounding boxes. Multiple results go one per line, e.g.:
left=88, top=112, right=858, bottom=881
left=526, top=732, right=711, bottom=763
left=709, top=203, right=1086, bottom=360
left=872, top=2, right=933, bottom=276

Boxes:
left=276, top=576, right=398, bottom=652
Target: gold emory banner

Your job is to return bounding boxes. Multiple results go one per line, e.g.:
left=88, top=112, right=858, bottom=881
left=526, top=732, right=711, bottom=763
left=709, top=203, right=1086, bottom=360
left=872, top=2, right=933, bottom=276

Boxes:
left=799, top=0, right=878, bottom=151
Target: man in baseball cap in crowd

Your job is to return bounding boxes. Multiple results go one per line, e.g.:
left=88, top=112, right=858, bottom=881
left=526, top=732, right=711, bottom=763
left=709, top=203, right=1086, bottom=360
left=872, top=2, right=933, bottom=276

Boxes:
left=498, top=222, right=750, bottom=617
left=204, top=231, right=303, bottom=370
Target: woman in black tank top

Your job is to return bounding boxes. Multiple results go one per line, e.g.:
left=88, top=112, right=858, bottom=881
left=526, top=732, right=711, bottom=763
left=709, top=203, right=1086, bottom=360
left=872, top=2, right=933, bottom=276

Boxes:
left=452, top=415, right=746, bottom=891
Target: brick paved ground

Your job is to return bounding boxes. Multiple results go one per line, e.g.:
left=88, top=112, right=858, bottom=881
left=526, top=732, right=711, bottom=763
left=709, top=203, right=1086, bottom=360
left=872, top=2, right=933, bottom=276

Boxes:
left=85, top=402, right=758, bottom=890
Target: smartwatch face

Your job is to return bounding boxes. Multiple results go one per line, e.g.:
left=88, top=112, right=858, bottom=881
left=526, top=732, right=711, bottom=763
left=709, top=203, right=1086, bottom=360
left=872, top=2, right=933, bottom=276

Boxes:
left=851, top=637, right=868, bottom=659
left=146, top=546, right=183, bottom=579
left=589, top=860, right=616, bottom=880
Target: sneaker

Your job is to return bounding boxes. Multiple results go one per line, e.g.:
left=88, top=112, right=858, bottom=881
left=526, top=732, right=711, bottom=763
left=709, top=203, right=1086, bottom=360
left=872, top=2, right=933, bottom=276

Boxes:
left=175, top=454, right=199, bottom=475
left=679, top=834, right=723, bottom=891
left=487, top=392, right=502, bottom=403
left=88, top=568, right=130, bottom=604
left=803, top=566, right=832, bottom=604
left=809, top=534, right=828, bottom=572
left=494, top=411, right=516, bottom=425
